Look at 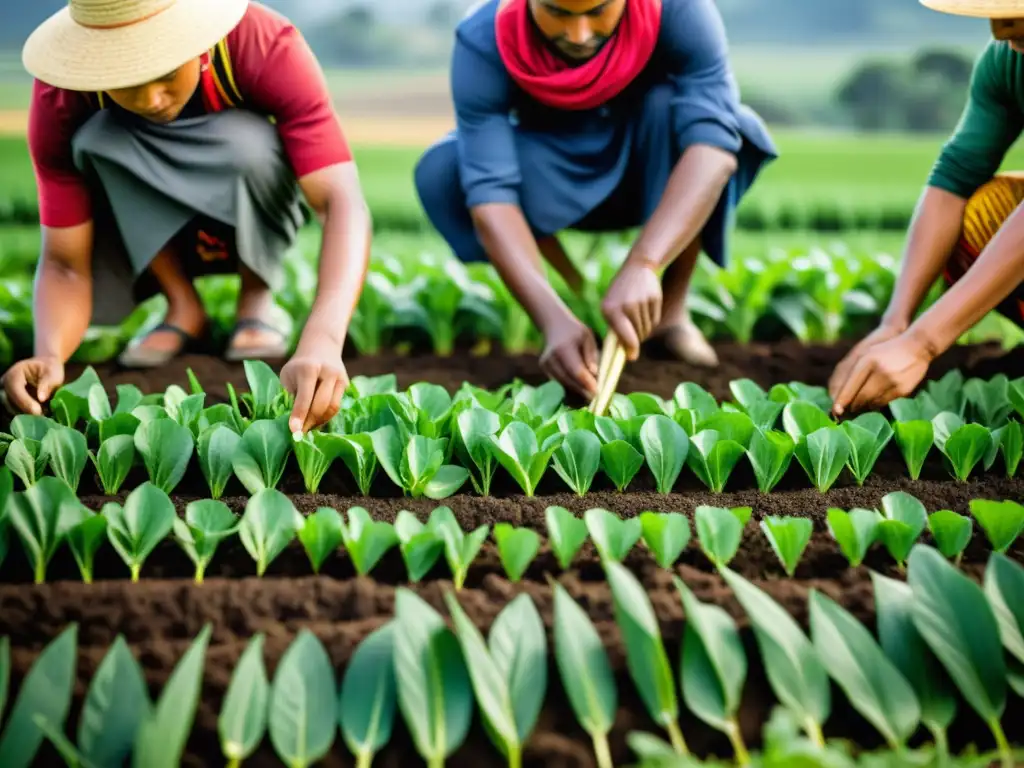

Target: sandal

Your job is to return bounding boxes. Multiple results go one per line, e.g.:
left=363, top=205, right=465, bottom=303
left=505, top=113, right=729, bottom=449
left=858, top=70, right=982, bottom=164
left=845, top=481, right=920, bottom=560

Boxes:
left=224, top=318, right=290, bottom=362
left=118, top=322, right=207, bottom=369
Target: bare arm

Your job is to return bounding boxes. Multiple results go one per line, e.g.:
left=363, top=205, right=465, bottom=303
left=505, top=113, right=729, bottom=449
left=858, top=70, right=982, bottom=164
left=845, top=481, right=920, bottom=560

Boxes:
left=626, top=144, right=737, bottom=271
left=34, top=221, right=94, bottom=362
left=295, top=162, right=371, bottom=355
left=880, top=186, right=967, bottom=331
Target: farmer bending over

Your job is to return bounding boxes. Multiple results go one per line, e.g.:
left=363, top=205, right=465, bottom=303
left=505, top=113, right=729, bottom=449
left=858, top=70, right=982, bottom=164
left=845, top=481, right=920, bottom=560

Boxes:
left=1, top=0, right=370, bottom=434
left=415, top=0, right=777, bottom=398
left=831, top=0, right=1024, bottom=416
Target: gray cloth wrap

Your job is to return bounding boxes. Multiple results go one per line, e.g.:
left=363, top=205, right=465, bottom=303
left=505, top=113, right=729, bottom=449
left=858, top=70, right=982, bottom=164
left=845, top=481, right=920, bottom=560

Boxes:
left=65, top=109, right=304, bottom=326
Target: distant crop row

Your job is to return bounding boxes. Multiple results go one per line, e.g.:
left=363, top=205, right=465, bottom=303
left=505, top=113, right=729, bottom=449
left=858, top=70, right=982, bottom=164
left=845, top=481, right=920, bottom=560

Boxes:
left=1, top=544, right=1020, bottom=768
left=2, top=474, right=1021, bottom=585
left=3, top=364, right=1023, bottom=504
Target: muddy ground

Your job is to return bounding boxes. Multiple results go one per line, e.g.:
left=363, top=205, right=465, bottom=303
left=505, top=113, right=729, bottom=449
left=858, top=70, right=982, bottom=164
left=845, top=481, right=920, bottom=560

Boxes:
left=2, top=342, right=1022, bottom=766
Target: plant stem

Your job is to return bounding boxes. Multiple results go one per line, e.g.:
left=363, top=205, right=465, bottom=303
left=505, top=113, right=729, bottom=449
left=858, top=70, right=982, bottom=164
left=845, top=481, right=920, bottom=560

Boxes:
left=665, top=719, right=689, bottom=756
left=356, top=749, right=373, bottom=768
left=195, top=562, right=205, bottom=585
left=592, top=732, right=613, bottom=768
left=507, top=745, right=522, bottom=768
left=225, top=758, right=240, bottom=768
left=727, top=719, right=751, bottom=766
left=427, top=754, right=444, bottom=768
left=804, top=717, right=825, bottom=748
left=131, top=563, right=140, bottom=583
left=989, top=718, right=1012, bottom=768
left=927, top=723, right=948, bottom=765
left=34, top=561, right=45, bottom=585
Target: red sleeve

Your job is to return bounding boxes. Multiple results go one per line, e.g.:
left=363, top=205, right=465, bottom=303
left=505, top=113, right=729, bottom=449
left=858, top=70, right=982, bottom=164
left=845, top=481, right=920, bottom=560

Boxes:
left=27, top=80, right=94, bottom=228
left=230, top=9, right=352, bottom=178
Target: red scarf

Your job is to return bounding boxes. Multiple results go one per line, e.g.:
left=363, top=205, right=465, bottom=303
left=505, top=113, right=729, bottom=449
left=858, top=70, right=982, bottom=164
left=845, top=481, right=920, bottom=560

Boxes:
left=495, top=0, right=662, bottom=111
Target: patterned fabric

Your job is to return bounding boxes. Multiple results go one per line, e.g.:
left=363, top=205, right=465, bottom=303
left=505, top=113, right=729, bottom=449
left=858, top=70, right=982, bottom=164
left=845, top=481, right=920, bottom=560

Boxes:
left=949, top=172, right=1024, bottom=324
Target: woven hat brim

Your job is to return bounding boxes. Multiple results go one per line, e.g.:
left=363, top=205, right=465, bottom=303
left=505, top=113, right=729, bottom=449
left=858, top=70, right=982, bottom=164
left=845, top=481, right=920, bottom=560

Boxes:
left=920, top=0, right=1024, bottom=17
left=22, top=0, right=249, bottom=92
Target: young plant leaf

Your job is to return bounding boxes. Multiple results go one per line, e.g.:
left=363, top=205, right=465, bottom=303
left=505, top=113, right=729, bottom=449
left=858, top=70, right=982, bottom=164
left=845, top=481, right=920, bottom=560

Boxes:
left=782, top=401, right=833, bottom=443
left=338, top=623, right=397, bottom=766
left=435, top=512, right=489, bottom=590
left=336, top=433, right=379, bottom=496
left=493, top=523, right=540, bottom=582
left=639, top=415, right=690, bottom=494
left=747, top=428, right=795, bottom=494
left=133, top=418, right=194, bottom=494
left=392, top=589, right=473, bottom=764
left=761, top=516, right=813, bottom=577
left=927, top=510, right=972, bottom=562
left=0, top=626, right=77, bottom=768
left=695, top=506, right=744, bottom=568
left=489, top=594, right=548, bottom=745
left=585, top=507, right=642, bottom=563
left=7, top=475, right=89, bottom=583
left=605, top=561, right=686, bottom=753
left=298, top=507, right=344, bottom=573
left=826, top=507, right=880, bottom=567
left=545, top=506, right=589, bottom=570
left=489, top=421, right=560, bottom=497
left=795, top=427, right=850, bottom=493
left=239, top=489, right=305, bottom=577
left=640, top=511, right=690, bottom=570
left=872, top=572, right=957, bottom=743
left=984, top=554, right=1024, bottom=667
left=105, top=482, right=176, bottom=582
left=173, top=499, right=239, bottom=583
left=841, top=413, right=893, bottom=485
left=456, top=407, right=501, bottom=495
left=340, top=507, right=399, bottom=576
left=42, top=426, right=88, bottom=493
left=721, top=567, right=831, bottom=743
left=196, top=425, right=241, bottom=500
left=269, top=630, right=337, bottom=768
left=551, top=582, right=617, bottom=765
left=686, top=430, right=745, bottom=493
left=893, top=419, right=933, bottom=480
left=552, top=428, right=602, bottom=496
left=90, top=435, right=136, bottom=496
left=969, top=499, right=1024, bottom=554
left=809, top=590, right=920, bottom=748
left=219, top=634, right=269, bottom=764
left=600, top=439, right=645, bottom=492
left=232, top=417, right=293, bottom=493
left=877, top=492, right=928, bottom=569
left=907, top=546, right=1007, bottom=743
left=66, top=512, right=107, bottom=584
left=394, top=511, right=443, bottom=582
left=132, top=625, right=211, bottom=768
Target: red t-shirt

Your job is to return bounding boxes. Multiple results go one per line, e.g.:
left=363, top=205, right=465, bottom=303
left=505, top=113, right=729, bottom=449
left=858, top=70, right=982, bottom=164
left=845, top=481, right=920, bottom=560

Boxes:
left=27, top=2, right=352, bottom=228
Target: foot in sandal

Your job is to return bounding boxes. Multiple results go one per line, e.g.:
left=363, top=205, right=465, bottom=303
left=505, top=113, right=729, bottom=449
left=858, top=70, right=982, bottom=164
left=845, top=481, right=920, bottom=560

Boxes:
left=653, top=316, right=719, bottom=368
left=225, top=318, right=290, bottom=361
left=118, top=299, right=208, bottom=369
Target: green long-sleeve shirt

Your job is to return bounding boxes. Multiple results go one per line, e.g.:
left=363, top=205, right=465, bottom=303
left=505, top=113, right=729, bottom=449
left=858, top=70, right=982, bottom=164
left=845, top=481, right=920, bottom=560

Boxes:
left=929, top=41, right=1024, bottom=198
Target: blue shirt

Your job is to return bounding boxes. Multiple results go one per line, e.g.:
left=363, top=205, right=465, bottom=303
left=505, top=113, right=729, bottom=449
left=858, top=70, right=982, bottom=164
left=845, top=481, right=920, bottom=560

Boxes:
left=450, top=0, right=778, bottom=231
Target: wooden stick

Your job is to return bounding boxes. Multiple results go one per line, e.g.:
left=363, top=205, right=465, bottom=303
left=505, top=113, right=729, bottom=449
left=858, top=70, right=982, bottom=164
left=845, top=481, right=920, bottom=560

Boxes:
left=592, top=342, right=626, bottom=417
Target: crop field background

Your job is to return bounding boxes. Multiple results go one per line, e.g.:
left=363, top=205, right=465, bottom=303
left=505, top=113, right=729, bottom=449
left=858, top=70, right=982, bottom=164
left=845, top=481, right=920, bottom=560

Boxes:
left=1, top=6, right=1024, bottom=767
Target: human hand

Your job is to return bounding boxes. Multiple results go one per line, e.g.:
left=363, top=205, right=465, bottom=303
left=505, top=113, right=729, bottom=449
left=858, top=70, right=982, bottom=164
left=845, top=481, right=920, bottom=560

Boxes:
left=601, top=262, right=662, bottom=361
left=280, top=338, right=349, bottom=435
left=1, top=356, right=65, bottom=416
left=540, top=315, right=600, bottom=400
left=828, top=323, right=906, bottom=404
left=830, top=331, right=933, bottom=417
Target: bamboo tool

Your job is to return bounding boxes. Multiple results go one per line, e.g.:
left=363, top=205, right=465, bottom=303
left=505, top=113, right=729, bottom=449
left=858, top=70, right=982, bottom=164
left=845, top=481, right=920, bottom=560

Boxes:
left=589, top=331, right=627, bottom=416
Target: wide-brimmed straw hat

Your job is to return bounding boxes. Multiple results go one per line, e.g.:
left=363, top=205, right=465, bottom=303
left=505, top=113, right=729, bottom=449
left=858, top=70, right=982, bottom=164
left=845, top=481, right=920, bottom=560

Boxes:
left=920, top=0, right=1024, bottom=17
left=23, top=0, right=249, bottom=92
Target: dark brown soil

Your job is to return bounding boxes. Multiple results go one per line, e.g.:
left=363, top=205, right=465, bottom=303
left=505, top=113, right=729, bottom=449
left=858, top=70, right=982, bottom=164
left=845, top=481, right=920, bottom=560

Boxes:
left=2, top=343, right=1022, bottom=766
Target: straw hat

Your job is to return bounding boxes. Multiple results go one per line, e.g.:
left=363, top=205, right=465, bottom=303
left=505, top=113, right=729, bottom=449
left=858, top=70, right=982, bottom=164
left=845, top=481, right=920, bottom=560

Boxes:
left=22, top=0, right=250, bottom=92
left=920, top=0, right=1024, bottom=17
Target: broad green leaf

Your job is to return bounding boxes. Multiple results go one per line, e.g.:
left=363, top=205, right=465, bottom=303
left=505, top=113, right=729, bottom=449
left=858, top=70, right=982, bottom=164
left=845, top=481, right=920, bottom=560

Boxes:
left=98, top=412, right=142, bottom=443
left=809, top=591, right=920, bottom=747
left=585, top=507, right=642, bottom=563
left=797, top=427, right=850, bottom=493
left=105, top=482, right=175, bottom=582
left=42, top=426, right=87, bottom=492
left=600, top=439, right=645, bottom=492
left=927, top=510, right=972, bottom=561
left=91, top=435, right=135, bottom=495
left=826, top=507, right=880, bottom=567
left=877, top=492, right=928, bottom=568
left=342, top=507, right=399, bottom=577
left=269, top=630, right=337, bottom=767
left=133, top=625, right=211, bottom=768
left=969, top=500, right=1024, bottom=554
left=0, top=626, right=77, bottom=768
left=173, top=499, right=239, bottom=582
left=984, top=554, right=1024, bottom=665
left=605, top=561, right=683, bottom=748
left=675, top=577, right=746, bottom=735
left=721, top=568, right=831, bottom=736
left=66, top=513, right=107, bottom=584
left=298, top=507, right=344, bottom=573
left=232, top=417, right=292, bottom=493
left=197, top=425, right=241, bottom=499
left=545, top=506, right=589, bottom=570
left=640, top=511, right=690, bottom=569
left=392, top=589, right=473, bottom=762
left=243, top=360, right=286, bottom=419
left=50, top=367, right=100, bottom=427
left=8, top=475, right=89, bottom=583
left=747, top=428, right=795, bottom=494
left=697, top=411, right=756, bottom=448
left=219, top=634, right=269, bottom=763
left=239, top=489, right=304, bottom=576
left=782, top=401, right=833, bottom=443
left=872, top=572, right=957, bottom=735
left=893, top=420, right=933, bottom=480
left=674, top=383, right=718, bottom=421
left=437, top=515, right=489, bottom=590
left=552, top=429, right=602, bottom=496
left=489, top=594, right=547, bottom=743
left=79, top=635, right=151, bottom=767
left=941, top=423, right=992, bottom=482
left=339, top=623, right=397, bottom=763
left=133, top=418, right=194, bottom=494
left=455, top=407, right=501, bottom=496
left=493, top=523, right=540, bottom=582
left=761, top=516, right=813, bottom=577
left=394, top=511, right=443, bottom=582
left=907, top=546, right=1006, bottom=724
left=686, top=430, right=745, bottom=493
left=639, top=415, right=689, bottom=494
left=695, top=506, right=744, bottom=568
left=336, top=433, right=378, bottom=496
left=841, top=413, right=893, bottom=485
